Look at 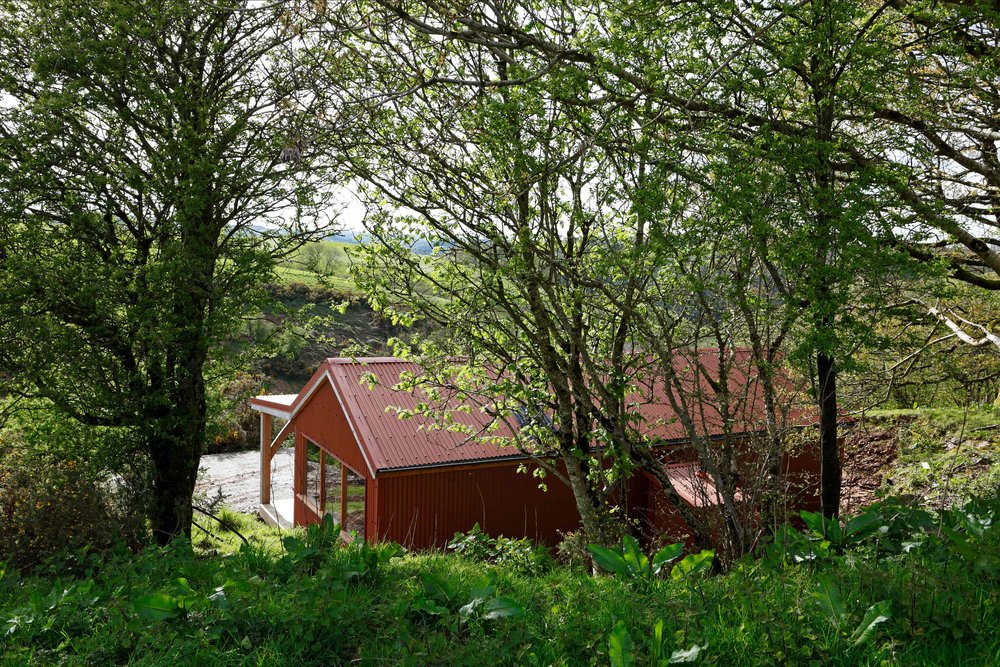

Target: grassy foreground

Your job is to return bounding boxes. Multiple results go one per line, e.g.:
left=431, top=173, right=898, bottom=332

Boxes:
left=2, top=499, right=998, bottom=666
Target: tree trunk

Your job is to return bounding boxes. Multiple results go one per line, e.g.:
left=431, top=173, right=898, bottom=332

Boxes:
left=816, top=349, right=840, bottom=518
left=811, top=0, right=841, bottom=521
left=150, top=440, right=201, bottom=545
left=148, top=359, right=208, bottom=545
left=563, top=451, right=606, bottom=543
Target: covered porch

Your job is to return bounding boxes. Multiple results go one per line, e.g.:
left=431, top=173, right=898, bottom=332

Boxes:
left=249, top=393, right=297, bottom=529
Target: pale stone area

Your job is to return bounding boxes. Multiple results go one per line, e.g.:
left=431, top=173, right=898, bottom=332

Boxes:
left=196, top=447, right=294, bottom=515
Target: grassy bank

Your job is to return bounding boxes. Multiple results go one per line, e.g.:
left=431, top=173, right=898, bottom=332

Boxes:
left=849, top=407, right=1000, bottom=507
left=2, top=498, right=998, bottom=666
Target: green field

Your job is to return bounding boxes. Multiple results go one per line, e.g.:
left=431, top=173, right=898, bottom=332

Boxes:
left=274, top=240, right=360, bottom=293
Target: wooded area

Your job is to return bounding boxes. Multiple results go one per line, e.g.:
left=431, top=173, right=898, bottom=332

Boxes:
left=1, top=1, right=998, bottom=663
left=0, top=0, right=998, bottom=551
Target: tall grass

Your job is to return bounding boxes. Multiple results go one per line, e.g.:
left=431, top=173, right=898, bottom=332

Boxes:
left=1, top=498, right=997, bottom=666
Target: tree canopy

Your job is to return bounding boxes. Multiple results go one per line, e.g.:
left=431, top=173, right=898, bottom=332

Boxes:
left=2, top=0, right=998, bottom=550
left=0, top=0, right=339, bottom=542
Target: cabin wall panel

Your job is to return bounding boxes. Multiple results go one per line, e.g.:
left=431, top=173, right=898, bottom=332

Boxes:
left=296, top=382, right=369, bottom=476
left=375, top=461, right=581, bottom=549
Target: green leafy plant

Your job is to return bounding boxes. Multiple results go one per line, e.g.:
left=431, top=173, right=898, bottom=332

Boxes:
left=850, top=600, right=892, bottom=647
left=278, top=514, right=342, bottom=574
left=336, top=540, right=405, bottom=586
left=799, top=509, right=886, bottom=552
left=134, top=577, right=230, bottom=622
left=608, top=619, right=707, bottom=666
left=813, top=575, right=892, bottom=647
left=609, top=620, right=635, bottom=667
left=408, top=571, right=523, bottom=634
left=448, top=523, right=553, bottom=575
left=588, top=535, right=684, bottom=582
left=813, top=574, right=846, bottom=627
left=670, top=551, right=715, bottom=582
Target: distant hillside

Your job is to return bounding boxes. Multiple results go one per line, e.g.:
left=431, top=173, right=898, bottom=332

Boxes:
left=251, top=283, right=416, bottom=392
left=327, top=232, right=434, bottom=255
left=274, top=239, right=358, bottom=292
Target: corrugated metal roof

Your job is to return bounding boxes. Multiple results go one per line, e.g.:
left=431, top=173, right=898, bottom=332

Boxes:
left=327, top=358, right=520, bottom=472
left=630, top=347, right=813, bottom=442
left=254, top=350, right=818, bottom=473
left=664, top=462, right=745, bottom=508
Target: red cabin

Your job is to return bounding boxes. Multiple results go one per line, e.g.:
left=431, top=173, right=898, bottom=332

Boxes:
left=249, top=352, right=823, bottom=549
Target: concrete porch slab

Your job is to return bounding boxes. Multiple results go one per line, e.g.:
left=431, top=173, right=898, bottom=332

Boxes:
left=259, top=498, right=294, bottom=529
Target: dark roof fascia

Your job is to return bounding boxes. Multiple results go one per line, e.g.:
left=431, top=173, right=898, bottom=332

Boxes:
left=372, top=423, right=837, bottom=474
left=377, top=452, right=537, bottom=475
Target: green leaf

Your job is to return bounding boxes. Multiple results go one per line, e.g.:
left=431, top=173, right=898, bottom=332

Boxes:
left=850, top=600, right=891, bottom=646
left=588, top=544, right=631, bottom=578
left=827, top=517, right=842, bottom=546
left=621, top=535, right=648, bottom=576
left=420, top=572, right=456, bottom=606
left=671, top=550, right=714, bottom=580
left=843, top=511, right=883, bottom=541
left=483, top=597, right=523, bottom=620
left=134, top=593, right=179, bottom=621
left=813, top=575, right=845, bottom=625
left=652, top=543, right=684, bottom=574
left=411, top=597, right=449, bottom=617
left=941, top=526, right=977, bottom=561
left=207, top=586, right=228, bottom=610
left=609, top=620, right=635, bottom=667
left=467, top=574, right=496, bottom=603
left=649, top=618, right=665, bottom=665
left=799, top=510, right=826, bottom=537
left=172, top=578, right=193, bottom=594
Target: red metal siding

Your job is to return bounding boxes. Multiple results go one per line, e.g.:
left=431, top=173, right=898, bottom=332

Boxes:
left=782, top=437, right=824, bottom=515
left=644, top=485, right=695, bottom=545
left=374, top=461, right=581, bottom=549
left=367, top=476, right=379, bottom=539
left=292, top=382, right=375, bottom=529
left=295, top=380, right=371, bottom=476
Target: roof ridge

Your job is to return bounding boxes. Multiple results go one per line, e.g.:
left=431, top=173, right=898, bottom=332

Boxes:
left=323, top=359, right=387, bottom=476
left=325, top=356, right=407, bottom=365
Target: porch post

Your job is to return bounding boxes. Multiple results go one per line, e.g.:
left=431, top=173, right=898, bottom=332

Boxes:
left=260, top=412, right=273, bottom=505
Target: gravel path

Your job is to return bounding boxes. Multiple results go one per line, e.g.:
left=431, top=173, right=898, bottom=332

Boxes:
left=195, top=448, right=295, bottom=513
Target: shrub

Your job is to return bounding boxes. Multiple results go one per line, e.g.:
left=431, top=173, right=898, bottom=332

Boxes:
left=0, top=453, right=108, bottom=570
left=556, top=517, right=634, bottom=571
left=448, top=524, right=553, bottom=575
left=205, top=372, right=268, bottom=454
left=0, top=449, right=147, bottom=571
